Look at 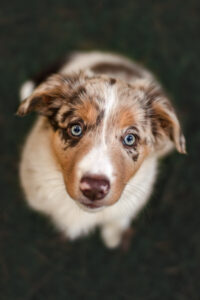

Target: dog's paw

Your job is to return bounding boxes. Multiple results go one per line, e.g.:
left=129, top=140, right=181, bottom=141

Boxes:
left=101, top=224, right=123, bottom=249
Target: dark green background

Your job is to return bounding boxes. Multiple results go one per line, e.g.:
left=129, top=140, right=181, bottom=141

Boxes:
left=1, top=1, right=200, bottom=299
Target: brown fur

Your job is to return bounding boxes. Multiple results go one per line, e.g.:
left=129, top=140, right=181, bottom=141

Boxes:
left=92, top=62, right=143, bottom=78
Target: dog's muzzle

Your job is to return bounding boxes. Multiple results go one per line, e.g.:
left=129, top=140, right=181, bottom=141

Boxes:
left=80, top=175, right=110, bottom=204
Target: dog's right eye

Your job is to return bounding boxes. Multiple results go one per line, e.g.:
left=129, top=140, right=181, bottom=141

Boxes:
left=123, top=134, right=136, bottom=146
left=70, top=124, right=82, bottom=137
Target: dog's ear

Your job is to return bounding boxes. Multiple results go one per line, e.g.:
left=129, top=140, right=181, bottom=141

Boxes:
left=16, top=74, right=77, bottom=117
left=147, top=86, right=186, bottom=155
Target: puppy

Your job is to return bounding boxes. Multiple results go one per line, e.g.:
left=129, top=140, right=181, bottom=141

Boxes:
left=17, top=51, right=186, bottom=248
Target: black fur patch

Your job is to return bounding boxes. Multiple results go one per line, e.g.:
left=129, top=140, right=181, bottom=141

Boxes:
left=69, top=86, right=86, bottom=104
left=132, top=153, right=139, bottom=162
left=146, top=86, right=164, bottom=105
left=151, top=119, right=158, bottom=137
left=48, top=107, right=60, bottom=130
left=96, top=110, right=105, bottom=126
left=59, top=128, right=82, bottom=148
left=92, top=63, right=142, bottom=78
left=126, top=148, right=139, bottom=162
left=109, top=78, right=116, bottom=85
left=61, top=109, right=74, bottom=123
left=28, top=97, right=42, bottom=112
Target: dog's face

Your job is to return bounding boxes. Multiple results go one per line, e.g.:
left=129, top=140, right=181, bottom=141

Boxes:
left=17, top=73, right=186, bottom=211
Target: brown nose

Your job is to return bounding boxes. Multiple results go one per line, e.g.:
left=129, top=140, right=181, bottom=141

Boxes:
left=80, top=175, right=110, bottom=201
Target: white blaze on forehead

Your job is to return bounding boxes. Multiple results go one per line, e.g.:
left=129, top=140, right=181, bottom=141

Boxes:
left=77, top=145, right=114, bottom=182
left=102, top=84, right=117, bottom=145
left=78, top=85, right=116, bottom=182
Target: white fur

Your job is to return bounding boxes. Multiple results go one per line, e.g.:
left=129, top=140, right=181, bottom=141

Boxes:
left=20, top=80, right=35, bottom=101
left=77, top=85, right=117, bottom=183
left=102, top=84, right=116, bottom=144
left=77, top=145, right=114, bottom=183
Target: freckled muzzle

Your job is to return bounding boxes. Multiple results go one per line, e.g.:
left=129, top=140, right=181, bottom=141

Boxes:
left=79, top=175, right=110, bottom=207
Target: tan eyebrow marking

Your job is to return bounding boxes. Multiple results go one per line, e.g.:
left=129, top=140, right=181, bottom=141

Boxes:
left=75, top=101, right=99, bottom=125
left=117, top=108, right=136, bottom=129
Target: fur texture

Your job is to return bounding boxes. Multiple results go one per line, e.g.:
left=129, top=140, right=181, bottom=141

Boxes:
left=17, top=51, right=186, bottom=248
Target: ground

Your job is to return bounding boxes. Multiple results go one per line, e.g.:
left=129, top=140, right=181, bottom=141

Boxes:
left=0, top=1, right=200, bottom=299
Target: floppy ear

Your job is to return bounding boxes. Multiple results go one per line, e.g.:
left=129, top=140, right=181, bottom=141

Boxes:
left=148, top=87, right=186, bottom=156
left=16, top=74, right=71, bottom=117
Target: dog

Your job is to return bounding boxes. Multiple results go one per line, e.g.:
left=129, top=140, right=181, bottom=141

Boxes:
left=17, top=51, right=186, bottom=248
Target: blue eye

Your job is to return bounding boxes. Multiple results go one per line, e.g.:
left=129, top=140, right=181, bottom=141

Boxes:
left=71, top=124, right=82, bottom=136
left=123, top=134, right=136, bottom=146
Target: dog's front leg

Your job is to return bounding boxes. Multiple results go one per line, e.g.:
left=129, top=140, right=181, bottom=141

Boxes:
left=101, top=218, right=131, bottom=249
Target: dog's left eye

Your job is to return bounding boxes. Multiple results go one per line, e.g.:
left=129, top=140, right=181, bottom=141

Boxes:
left=123, top=134, right=136, bottom=146
left=71, top=124, right=82, bottom=136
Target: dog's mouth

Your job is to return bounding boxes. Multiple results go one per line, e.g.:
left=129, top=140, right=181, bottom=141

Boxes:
left=82, top=202, right=100, bottom=209
left=77, top=199, right=106, bottom=212
left=81, top=200, right=103, bottom=208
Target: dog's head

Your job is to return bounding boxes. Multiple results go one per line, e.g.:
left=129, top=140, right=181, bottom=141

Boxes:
left=17, top=73, right=186, bottom=211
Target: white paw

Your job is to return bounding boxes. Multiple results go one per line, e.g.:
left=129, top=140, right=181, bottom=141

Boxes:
left=101, top=225, right=122, bottom=249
